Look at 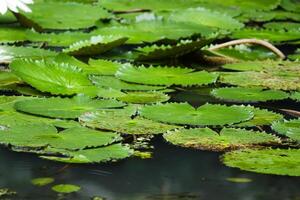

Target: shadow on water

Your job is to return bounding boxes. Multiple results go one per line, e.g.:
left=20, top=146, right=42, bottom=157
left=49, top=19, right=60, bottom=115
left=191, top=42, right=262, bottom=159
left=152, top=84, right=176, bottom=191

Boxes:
left=0, top=134, right=300, bottom=200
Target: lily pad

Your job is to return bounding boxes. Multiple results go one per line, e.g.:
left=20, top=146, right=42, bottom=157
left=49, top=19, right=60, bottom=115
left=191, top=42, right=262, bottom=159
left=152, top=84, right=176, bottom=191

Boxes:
left=31, top=177, right=55, bottom=187
left=18, top=2, right=112, bottom=30
left=0, top=71, right=22, bottom=87
left=14, top=95, right=125, bottom=119
left=41, top=143, right=133, bottom=164
left=163, top=128, right=280, bottom=151
left=88, top=59, right=124, bottom=76
left=52, top=184, right=81, bottom=193
left=117, top=91, right=170, bottom=104
left=290, top=92, right=300, bottom=102
left=222, top=148, right=300, bottom=176
left=140, top=103, right=254, bottom=126
left=63, top=35, right=128, bottom=56
left=116, top=65, right=218, bottom=86
left=272, top=119, right=300, bottom=142
left=211, top=87, right=289, bottom=102
left=79, top=107, right=180, bottom=135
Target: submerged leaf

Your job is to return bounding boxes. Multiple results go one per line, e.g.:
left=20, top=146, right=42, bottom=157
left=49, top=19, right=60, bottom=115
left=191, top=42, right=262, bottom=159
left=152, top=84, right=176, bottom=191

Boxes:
left=31, top=177, right=55, bottom=187
left=222, top=148, right=300, bottom=176
left=140, top=103, right=254, bottom=126
left=164, top=128, right=279, bottom=151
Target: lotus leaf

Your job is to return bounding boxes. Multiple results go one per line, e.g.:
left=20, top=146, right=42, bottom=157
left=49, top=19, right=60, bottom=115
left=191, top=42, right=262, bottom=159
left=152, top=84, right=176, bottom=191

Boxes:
left=164, top=128, right=280, bottom=151
left=0, top=46, right=57, bottom=63
left=140, top=103, right=254, bottom=126
left=222, top=148, right=300, bottom=176
left=79, top=107, right=179, bottom=135
left=211, top=87, right=289, bottom=102
left=52, top=184, right=80, bottom=193
left=14, top=95, right=125, bottom=119
left=63, top=35, right=128, bottom=56
left=18, top=2, right=112, bottom=30
left=116, top=65, right=218, bottom=86
left=41, top=143, right=133, bottom=164
left=272, top=119, right=300, bottom=142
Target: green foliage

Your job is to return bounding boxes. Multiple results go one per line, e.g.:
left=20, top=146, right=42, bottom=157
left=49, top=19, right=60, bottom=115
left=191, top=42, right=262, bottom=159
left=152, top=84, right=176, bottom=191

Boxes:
left=117, top=91, right=170, bottom=104
left=289, top=49, right=300, bottom=61
left=140, top=103, right=254, bottom=126
left=116, top=65, right=218, bottom=86
left=222, top=148, right=300, bottom=176
left=211, top=87, right=289, bottom=102
left=164, top=128, right=280, bottom=151
left=14, top=95, right=125, bottom=119
left=0, top=71, right=22, bottom=86
left=290, top=92, right=300, bottom=102
left=18, top=2, right=112, bottom=30
left=31, top=177, right=54, bottom=187
left=272, top=119, right=300, bottom=142
left=63, top=35, right=128, bottom=56
left=79, top=106, right=179, bottom=135
left=51, top=184, right=81, bottom=193
left=10, top=59, right=93, bottom=95
left=0, top=188, right=16, bottom=197
left=0, top=46, right=57, bottom=63
left=281, top=0, right=300, bottom=13
left=88, top=59, right=125, bottom=76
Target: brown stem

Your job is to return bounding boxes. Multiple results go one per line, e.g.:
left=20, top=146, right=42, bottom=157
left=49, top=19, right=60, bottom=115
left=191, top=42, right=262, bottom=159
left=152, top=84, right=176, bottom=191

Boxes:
left=208, top=39, right=285, bottom=59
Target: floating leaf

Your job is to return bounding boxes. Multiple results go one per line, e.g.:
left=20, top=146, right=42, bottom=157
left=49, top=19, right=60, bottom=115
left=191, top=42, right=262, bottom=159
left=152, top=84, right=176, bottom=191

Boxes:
left=0, top=71, right=22, bottom=86
left=234, top=106, right=283, bottom=127
left=90, top=75, right=166, bottom=91
left=281, top=0, right=300, bottom=13
left=211, top=87, right=289, bottom=102
left=167, top=7, right=243, bottom=30
left=291, top=92, right=300, bottom=102
left=14, top=95, right=125, bottom=119
left=0, top=27, right=27, bottom=44
left=63, top=35, right=128, bottom=56
left=31, top=177, right=55, bottom=187
left=272, top=119, right=300, bottom=142
left=264, top=22, right=300, bottom=31
left=226, top=177, right=252, bottom=183
left=135, top=39, right=214, bottom=61
left=42, top=143, right=133, bottom=164
left=140, top=103, right=253, bottom=126
left=289, top=49, right=300, bottom=61
left=163, top=128, right=279, bottom=151
left=18, top=2, right=112, bottom=30
left=222, top=148, right=300, bottom=176
left=10, top=59, right=93, bottom=95
left=0, top=46, right=57, bottom=64
left=118, top=91, right=170, bottom=104
left=88, top=59, right=124, bottom=76
left=116, top=65, right=218, bottom=86
left=80, top=107, right=179, bottom=135
left=52, top=184, right=81, bottom=193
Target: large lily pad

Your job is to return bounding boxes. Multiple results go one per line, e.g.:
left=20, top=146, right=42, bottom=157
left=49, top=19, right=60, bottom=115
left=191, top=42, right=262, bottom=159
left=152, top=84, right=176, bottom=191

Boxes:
left=272, top=119, right=300, bottom=142
left=117, top=91, right=170, bottom=104
left=211, top=87, right=289, bottom=102
left=10, top=59, right=93, bottom=95
left=290, top=92, right=300, bottom=102
left=79, top=107, right=179, bottom=135
left=116, top=65, right=218, bottom=86
left=222, top=148, right=300, bottom=176
left=14, top=95, right=125, bottom=119
left=17, top=2, right=112, bottom=30
left=164, top=128, right=280, bottom=151
left=140, top=103, right=254, bottom=126
left=88, top=59, right=124, bottom=76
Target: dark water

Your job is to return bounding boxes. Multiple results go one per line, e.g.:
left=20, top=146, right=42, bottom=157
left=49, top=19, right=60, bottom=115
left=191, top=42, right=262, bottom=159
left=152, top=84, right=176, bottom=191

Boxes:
left=0, top=89, right=300, bottom=200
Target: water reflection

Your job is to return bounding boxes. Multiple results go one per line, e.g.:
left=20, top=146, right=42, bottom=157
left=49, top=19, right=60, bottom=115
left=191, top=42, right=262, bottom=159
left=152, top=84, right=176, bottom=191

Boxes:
left=0, top=137, right=300, bottom=200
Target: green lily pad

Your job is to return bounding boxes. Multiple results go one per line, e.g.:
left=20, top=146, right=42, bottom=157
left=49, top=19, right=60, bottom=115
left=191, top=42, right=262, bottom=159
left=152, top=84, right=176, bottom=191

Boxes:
left=63, top=35, right=128, bottom=56
left=88, top=59, right=124, bottom=76
left=117, top=91, right=170, bottom=104
left=0, top=188, right=16, bottom=197
left=10, top=59, right=94, bottom=95
left=116, top=65, right=218, bottom=86
left=79, top=107, right=179, bottom=135
left=0, top=71, right=22, bottom=87
left=140, top=103, right=254, bottom=126
left=41, top=143, right=133, bottom=164
left=222, top=148, right=300, bottom=176
left=135, top=39, right=214, bottom=61
left=226, top=177, right=252, bottom=183
left=289, top=49, right=300, bottom=61
left=31, top=177, right=55, bottom=187
left=290, top=92, right=300, bottom=102
left=90, top=75, right=166, bottom=91
left=234, top=106, right=283, bottom=127
left=211, top=87, right=289, bottom=102
left=14, top=95, right=125, bottom=119
left=0, top=46, right=57, bottom=64
left=0, top=27, right=27, bottom=44
left=272, top=119, right=300, bottom=142
left=264, top=22, right=300, bottom=31
left=281, top=0, right=300, bottom=13
left=52, top=184, right=81, bottom=193
left=163, top=128, right=280, bottom=151
left=167, top=7, right=243, bottom=30
left=18, top=2, right=112, bottom=30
